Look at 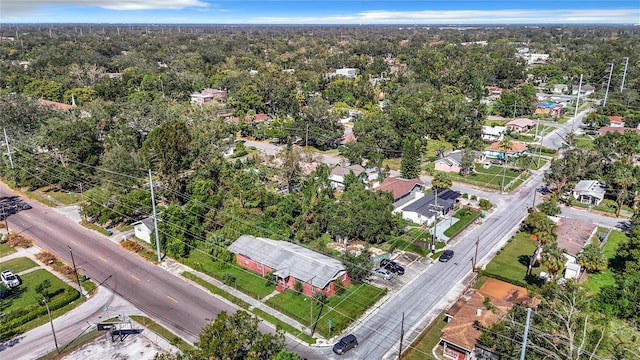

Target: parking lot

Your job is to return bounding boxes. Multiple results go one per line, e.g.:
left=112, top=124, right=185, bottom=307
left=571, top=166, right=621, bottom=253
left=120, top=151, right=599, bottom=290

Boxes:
left=367, top=251, right=432, bottom=290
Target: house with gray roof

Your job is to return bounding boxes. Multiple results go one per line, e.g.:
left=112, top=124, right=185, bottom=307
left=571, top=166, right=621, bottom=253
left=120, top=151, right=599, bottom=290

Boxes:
left=395, top=189, right=461, bottom=227
left=228, top=235, right=351, bottom=297
left=572, top=180, right=606, bottom=206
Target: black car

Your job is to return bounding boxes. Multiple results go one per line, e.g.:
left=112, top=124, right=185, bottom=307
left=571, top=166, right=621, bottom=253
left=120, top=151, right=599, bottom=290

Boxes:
left=380, top=258, right=405, bottom=275
left=439, top=250, right=455, bottom=262
left=333, top=334, right=358, bottom=355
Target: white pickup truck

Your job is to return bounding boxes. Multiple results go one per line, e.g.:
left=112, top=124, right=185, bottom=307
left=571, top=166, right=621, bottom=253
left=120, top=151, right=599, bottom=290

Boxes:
left=1, top=270, right=20, bottom=288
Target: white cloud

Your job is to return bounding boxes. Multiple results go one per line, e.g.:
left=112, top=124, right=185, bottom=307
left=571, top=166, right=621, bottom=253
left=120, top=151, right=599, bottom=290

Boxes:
left=254, top=9, right=640, bottom=24
left=1, top=0, right=208, bottom=18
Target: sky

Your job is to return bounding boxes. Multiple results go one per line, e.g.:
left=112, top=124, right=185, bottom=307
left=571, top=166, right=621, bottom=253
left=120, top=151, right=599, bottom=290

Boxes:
left=1, top=1, right=639, bottom=24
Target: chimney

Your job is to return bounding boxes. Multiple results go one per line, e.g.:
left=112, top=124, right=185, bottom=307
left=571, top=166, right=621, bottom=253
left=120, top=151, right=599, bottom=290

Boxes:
left=476, top=308, right=482, bottom=316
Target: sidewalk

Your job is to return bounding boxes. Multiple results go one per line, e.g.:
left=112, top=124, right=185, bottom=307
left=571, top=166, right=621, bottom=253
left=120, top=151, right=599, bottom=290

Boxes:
left=159, top=259, right=321, bottom=343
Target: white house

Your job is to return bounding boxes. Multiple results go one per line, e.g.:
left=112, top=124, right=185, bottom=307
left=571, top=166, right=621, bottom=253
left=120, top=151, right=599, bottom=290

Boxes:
left=554, top=217, right=597, bottom=279
left=133, top=218, right=155, bottom=243
left=329, top=164, right=378, bottom=190
left=481, top=125, right=506, bottom=142
left=572, top=180, right=606, bottom=206
left=335, top=68, right=357, bottom=78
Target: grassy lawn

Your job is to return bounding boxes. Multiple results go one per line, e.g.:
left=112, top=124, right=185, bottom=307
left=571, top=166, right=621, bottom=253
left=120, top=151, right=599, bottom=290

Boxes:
left=583, top=231, right=628, bottom=294
left=0, top=257, right=38, bottom=273
left=1, top=269, right=82, bottom=340
left=130, top=315, right=194, bottom=353
left=182, top=271, right=251, bottom=308
left=443, top=209, right=479, bottom=238
left=448, top=165, right=521, bottom=190
left=0, top=242, right=17, bottom=257
left=80, top=220, right=110, bottom=236
left=483, top=232, right=540, bottom=287
left=382, top=158, right=401, bottom=171
left=403, top=313, right=447, bottom=360
left=266, top=284, right=386, bottom=338
left=574, top=135, right=595, bottom=150
left=41, top=190, right=84, bottom=205
left=23, top=190, right=58, bottom=207
left=183, top=251, right=275, bottom=299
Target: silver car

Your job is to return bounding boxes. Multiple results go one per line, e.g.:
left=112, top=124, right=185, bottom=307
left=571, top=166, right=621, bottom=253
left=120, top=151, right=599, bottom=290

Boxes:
left=371, top=267, right=394, bottom=280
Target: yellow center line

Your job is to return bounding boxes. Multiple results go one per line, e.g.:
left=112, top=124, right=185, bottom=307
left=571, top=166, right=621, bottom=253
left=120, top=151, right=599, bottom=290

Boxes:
left=99, top=256, right=108, bottom=263
left=24, top=213, right=32, bottom=218
left=167, top=296, right=179, bottom=304
left=70, top=240, right=78, bottom=245
left=46, top=226, right=53, bottom=231
left=130, top=274, right=141, bottom=282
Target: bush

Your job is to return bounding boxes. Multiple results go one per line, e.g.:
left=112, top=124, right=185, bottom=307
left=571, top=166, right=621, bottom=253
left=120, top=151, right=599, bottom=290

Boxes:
left=470, top=195, right=477, bottom=201
left=333, top=281, right=346, bottom=296
left=462, top=193, right=469, bottom=199
left=221, top=273, right=236, bottom=286
left=294, top=280, right=303, bottom=294
left=6, top=232, right=33, bottom=248
left=479, top=199, right=493, bottom=210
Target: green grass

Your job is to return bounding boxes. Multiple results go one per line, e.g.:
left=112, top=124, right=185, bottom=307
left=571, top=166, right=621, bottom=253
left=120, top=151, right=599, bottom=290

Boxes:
left=182, top=271, right=251, bottom=308
left=403, top=313, right=448, bottom=360
left=130, top=315, right=194, bottom=353
left=23, top=191, right=58, bottom=207
left=251, top=308, right=316, bottom=344
left=390, top=237, right=431, bottom=257
left=443, top=209, right=479, bottom=238
left=80, top=220, right=110, bottom=236
left=0, top=242, right=17, bottom=257
left=42, top=190, right=83, bottom=205
left=3, top=269, right=72, bottom=311
left=266, top=284, right=386, bottom=338
left=0, top=257, right=38, bottom=273
left=583, top=231, right=628, bottom=294
left=183, top=252, right=275, bottom=299
left=447, top=165, right=522, bottom=190
left=483, top=232, right=540, bottom=287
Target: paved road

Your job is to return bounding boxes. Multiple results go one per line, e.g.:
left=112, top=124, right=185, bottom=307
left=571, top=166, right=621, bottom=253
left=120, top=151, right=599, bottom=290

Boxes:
left=541, top=108, right=591, bottom=149
left=0, top=182, right=319, bottom=357
left=560, top=206, right=631, bottom=231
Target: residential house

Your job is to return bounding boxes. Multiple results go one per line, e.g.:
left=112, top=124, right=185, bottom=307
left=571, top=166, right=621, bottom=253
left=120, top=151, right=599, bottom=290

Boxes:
left=572, top=85, right=595, bottom=96
left=535, top=103, right=564, bottom=117
left=335, top=68, right=357, bottom=78
left=227, top=113, right=272, bottom=125
left=329, top=164, right=378, bottom=190
left=599, top=127, right=640, bottom=136
left=434, top=150, right=485, bottom=174
left=608, top=116, right=624, bottom=127
left=374, top=177, right=426, bottom=208
left=133, top=218, right=155, bottom=243
left=485, top=86, right=503, bottom=98
left=572, top=180, right=606, bottom=206
left=396, top=189, right=460, bottom=227
left=38, top=99, right=73, bottom=111
left=484, top=140, right=528, bottom=160
left=190, top=88, right=227, bottom=105
left=228, top=235, right=350, bottom=297
left=481, top=126, right=506, bottom=142
left=338, top=133, right=357, bottom=145
left=505, top=118, right=535, bottom=133
left=440, top=278, right=537, bottom=360
left=552, top=84, right=569, bottom=94
left=554, top=217, right=597, bottom=279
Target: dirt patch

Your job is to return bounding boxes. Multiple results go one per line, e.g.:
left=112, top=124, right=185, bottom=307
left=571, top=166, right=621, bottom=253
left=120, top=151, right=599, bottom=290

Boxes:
left=65, top=332, right=164, bottom=360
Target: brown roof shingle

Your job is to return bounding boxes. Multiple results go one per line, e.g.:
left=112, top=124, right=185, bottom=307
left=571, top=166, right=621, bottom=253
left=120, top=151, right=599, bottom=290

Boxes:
left=555, top=217, right=597, bottom=256
left=485, top=140, right=527, bottom=153
left=375, top=177, right=425, bottom=201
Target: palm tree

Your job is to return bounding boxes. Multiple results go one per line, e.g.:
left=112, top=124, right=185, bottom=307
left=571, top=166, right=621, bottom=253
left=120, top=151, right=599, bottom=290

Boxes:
left=525, top=211, right=557, bottom=275
left=540, top=242, right=566, bottom=280
left=611, top=161, right=637, bottom=217
left=577, top=243, right=607, bottom=274
left=498, top=136, right=513, bottom=192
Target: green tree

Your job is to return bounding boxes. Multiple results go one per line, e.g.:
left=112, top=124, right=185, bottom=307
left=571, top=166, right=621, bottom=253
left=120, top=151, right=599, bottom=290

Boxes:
left=279, top=140, right=302, bottom=193
left=524, top=211, right=557, bottom=274
left=459, top=151, right=476, bottom=176
left=339, top=248, right=373, bottom=284
left=577, top=244, right=607, bottom=274
left=142, top=120, right=192, bottom=189
left=540, top=242, right=566, bottom=280
left=271, top=351, right=304, bottom=360
left=400, top=137, right=420, bottom=179
left=498, top=136, right=513, bottom=192
left=538, top=199, right=561, bottom=216
left=609, top=160, right=637, bottom=217
left=35, top=279, right=52, bottom=300
left=432, top=172, right=452, bottom=190
left=294, top=96, right=342, bottom=149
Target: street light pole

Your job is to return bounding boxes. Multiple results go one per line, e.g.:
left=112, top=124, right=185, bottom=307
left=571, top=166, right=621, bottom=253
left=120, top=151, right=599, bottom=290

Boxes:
left=149, top=169, right=162, bottom=263
left=43, top=299, right=59, bottom=354
left=68, top=245, right=83, bottom=296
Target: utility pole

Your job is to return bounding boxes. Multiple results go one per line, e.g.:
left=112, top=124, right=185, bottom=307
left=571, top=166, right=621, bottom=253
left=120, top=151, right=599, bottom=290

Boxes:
left=428, top=188, right=444, bottom=253
left=473, top=237, right=480, bottom=270
left=149, top=170, right=162, bottom=263
left=68, top=245, right=83, bottom=296
left=398, top=312, right=405, bottom=359
left=305, top=124, right=309, bottom=148
left=43, top=299, right=59, bottom=354
left=572, top=74, right=583, bottom=132
left=603, top=63, right=614, bottom=107
left=620, top=57, right=629, bottom=92
left=520, top=308, right=532, bottom=360
left=4, top=128, right=14, bottom=169
left=2, top=203, right=8, bottom=233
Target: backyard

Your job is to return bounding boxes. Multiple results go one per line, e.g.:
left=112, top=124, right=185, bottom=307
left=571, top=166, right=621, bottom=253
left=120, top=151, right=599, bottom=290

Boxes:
left=266, top=284, right=386, bottom=338
left=448, top=164, right=523, bottom=190
left=582, top=230, right=628, bottom=294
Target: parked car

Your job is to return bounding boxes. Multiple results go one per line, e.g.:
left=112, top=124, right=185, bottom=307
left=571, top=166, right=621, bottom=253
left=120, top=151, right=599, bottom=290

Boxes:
left=380, top=258, right=405, bottom=275
left=333, top=334, right=358, bottom=355
left=483, top=162, right=491, bottom=169
left=371, top=267, right=394, bottom=280
left=439, top=250, right=455, bottom=263
left=18, top=202, right=32, bottom=210
left=1, top=270, right=20, bottom=288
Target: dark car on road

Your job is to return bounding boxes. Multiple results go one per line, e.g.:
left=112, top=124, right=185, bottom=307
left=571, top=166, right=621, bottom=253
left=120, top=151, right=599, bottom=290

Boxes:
left=333, top=334, right=358, bottom=355
left=380, top=258, right=405, bottom=275
left=439, top=250, right=455, bottom=262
